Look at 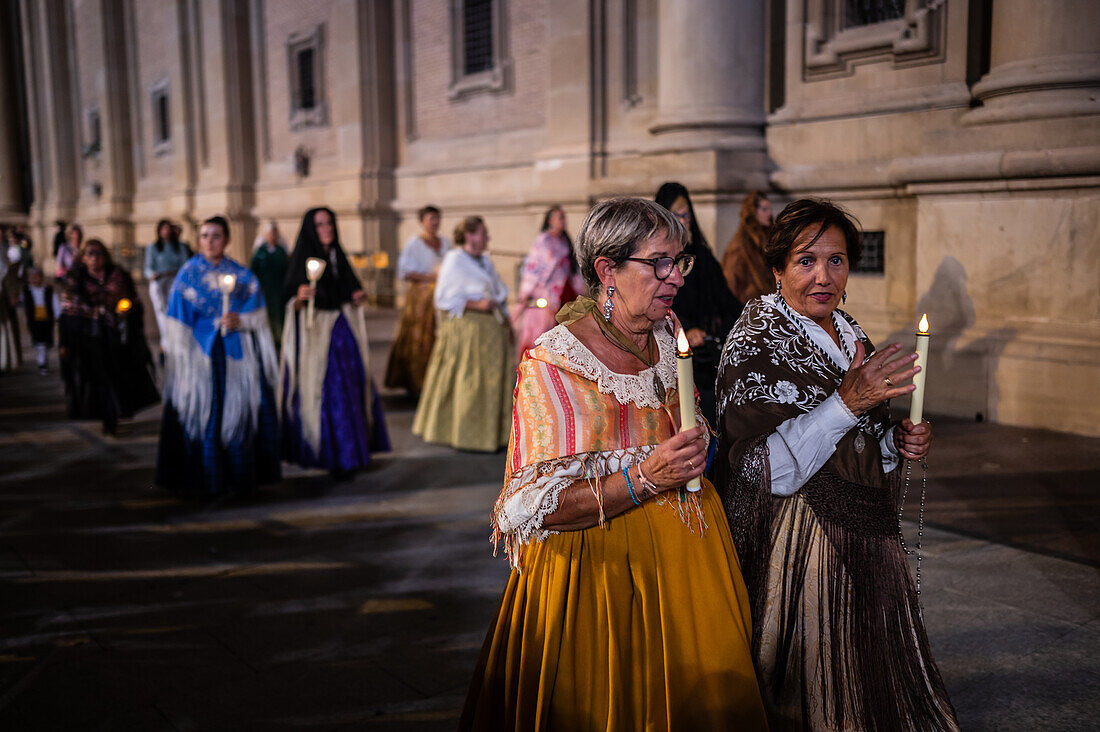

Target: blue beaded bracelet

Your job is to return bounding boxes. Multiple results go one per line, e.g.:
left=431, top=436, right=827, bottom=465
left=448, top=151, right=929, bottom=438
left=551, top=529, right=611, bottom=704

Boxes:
left=623, top=467, right=641, bottom=506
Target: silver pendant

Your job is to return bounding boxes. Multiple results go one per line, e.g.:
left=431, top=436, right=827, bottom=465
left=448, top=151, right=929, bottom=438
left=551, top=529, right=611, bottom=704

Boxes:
left=654, top=373, right=667, bottom=404
left=854, top=432, right=866, bottom=453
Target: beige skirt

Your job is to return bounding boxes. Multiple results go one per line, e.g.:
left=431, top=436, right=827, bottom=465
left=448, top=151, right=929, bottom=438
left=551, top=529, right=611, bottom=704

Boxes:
left=412, top=311, right=513, bottom=452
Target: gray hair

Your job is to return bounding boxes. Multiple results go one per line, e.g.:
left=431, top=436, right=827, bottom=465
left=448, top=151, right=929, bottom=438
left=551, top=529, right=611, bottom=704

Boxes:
left=575, top=197, right=687, bottom=293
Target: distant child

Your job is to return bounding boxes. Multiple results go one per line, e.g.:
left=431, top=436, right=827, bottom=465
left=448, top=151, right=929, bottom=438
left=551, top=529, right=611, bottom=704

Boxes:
left=22, top=268, right=59, bottom=375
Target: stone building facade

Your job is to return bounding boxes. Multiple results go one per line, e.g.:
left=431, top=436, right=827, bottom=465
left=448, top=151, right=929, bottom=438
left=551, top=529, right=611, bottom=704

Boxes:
left=1, top=0, right=1098, bottom=436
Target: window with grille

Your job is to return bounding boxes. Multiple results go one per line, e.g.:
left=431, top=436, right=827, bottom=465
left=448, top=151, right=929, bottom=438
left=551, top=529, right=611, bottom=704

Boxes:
left=845, top=0, right=906, bottom=28
left=463, top=0, right=493, bottom=75
left=450, top=0, right=509, bottom=99
left=288, top=26, right=327, bottom=129
left=150, top=81, right=171, bottom=155
left=853, top=230, right=885, bottom=274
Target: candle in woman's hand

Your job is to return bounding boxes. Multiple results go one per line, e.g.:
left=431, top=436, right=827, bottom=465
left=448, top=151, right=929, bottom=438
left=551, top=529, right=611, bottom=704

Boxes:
left=676, top=329, right=701, bottom=492
left=909, top=313, right=930, bottom=425
left=305, top=257, right=326, bottom=326
left=218, top=273, right=237, bottom=336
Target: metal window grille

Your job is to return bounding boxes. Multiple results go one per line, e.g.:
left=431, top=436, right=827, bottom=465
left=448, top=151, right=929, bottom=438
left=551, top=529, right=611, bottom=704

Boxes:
left=463, top=0, right=494, bottom=75
left=845, top=0, right=906, bottom=28
left=853, top=230, right=885, bottom=274
left=153, top=90, right=170, bottom=143
left=297, top=48, right=316, bottom=110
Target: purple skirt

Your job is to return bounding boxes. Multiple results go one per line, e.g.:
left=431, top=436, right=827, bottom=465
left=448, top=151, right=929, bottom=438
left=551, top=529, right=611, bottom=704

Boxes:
left=281, top=313, right=390, bottom=471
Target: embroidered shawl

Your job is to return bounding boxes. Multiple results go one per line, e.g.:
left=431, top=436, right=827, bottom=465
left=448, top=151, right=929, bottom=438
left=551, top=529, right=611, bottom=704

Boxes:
left=164, top=255, right=278, bottom=444
left=492, top=313, right=709, bottom=568
left=715, top=297, right=957, bottom=730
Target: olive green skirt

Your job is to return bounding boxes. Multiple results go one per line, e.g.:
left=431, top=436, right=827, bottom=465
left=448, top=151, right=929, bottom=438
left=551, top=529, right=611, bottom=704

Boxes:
left=412, top=311, right=513, bottom=452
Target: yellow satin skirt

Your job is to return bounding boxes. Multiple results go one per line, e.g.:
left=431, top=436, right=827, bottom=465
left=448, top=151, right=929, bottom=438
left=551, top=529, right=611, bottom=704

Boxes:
left=461, top=481, right=768, bottom=731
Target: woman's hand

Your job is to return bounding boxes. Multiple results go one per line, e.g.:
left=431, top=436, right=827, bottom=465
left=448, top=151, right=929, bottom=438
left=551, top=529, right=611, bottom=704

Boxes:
left=466, top=298, right=493, bottom=313
left=640, top=426, right=707, bottom=492
left=351, top=289, right=367, bottom=306
left=296, top=284, right=315, bottom=304
left=220, top=312, right=240, bottom=331
left=837, top=341, right=919, bottom=415
left=685, top=328, right=706, bottom=348
left=894, top=418, right=933, bottom=460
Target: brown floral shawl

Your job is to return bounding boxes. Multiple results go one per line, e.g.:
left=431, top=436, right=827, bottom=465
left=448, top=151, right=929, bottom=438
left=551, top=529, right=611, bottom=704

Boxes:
left=715, top=297, right=957, bottom=731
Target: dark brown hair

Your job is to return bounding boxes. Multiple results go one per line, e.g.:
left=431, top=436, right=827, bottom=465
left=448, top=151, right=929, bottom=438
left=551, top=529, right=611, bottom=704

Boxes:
left=453, top=215, right=485, bottom=246
left=765, top=198, right=862, bottom=271
left=417, top=205, right=441, bottom=221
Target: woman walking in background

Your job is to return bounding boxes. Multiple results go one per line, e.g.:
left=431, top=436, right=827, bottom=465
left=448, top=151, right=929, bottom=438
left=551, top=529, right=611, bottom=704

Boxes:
left=721, top=191, right=775, bottom=303
left=413, top=215, right=512, bottom=452
left=281, top=207, right=390, bottom=478
left=144, top=219, right=192, bottom=358
left=156, top=216, right=280, bottom=497
left=384, top=205, right=452, bottom=398
left=250, top=221, right=290, bottom=345
left=510, top=205, right=584, bottom=362
left=58, top=239, right=158, bottom=434
left=654, top=182, right=742, bottom=429
left=55, top=223, right=82, bottom=281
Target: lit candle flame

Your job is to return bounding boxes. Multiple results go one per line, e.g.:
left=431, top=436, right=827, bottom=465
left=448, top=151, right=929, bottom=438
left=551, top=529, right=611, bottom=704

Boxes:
left=219, top=274, right=236, bottom=293
left=676, top=328, right=690, bottom=356
left=115, top=298, right=132, bottom=314
left=918, top=313, right=930, bottom=334
left=535, top=298, right=548, bottom=309
left=306, top=257, right=326, bottom=281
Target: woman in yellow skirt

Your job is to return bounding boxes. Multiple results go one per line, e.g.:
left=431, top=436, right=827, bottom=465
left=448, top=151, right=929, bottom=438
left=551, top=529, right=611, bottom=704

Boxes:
left=460, top=198, right=767, bottom=730
left=412, top=216, right=512, bottom=452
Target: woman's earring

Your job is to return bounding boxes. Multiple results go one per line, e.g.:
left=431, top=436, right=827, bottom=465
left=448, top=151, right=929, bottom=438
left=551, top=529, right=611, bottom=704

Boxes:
left=776, top=279, right=782, bottom=294
left=842, top=290, right=847, bottom=305
left=603, top=286, right=615, bottom=320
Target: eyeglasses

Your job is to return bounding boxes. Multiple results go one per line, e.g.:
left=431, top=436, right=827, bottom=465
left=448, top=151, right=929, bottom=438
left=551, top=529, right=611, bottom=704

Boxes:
left=624, top=254, right=695, bottom=280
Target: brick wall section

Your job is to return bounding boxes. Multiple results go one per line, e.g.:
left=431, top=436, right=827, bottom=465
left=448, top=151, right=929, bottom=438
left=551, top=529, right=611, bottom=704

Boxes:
left=411, top=0, right=548, bottom=140
left=263, top=0, right=340, bottom=163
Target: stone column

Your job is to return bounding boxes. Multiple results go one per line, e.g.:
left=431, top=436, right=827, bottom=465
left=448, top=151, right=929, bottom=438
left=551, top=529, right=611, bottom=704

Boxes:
left=969, top=0, right=1100, bottom=124
left=649, top=0, right=766, bottom=145
left=0, top=1, right=25, bottom=219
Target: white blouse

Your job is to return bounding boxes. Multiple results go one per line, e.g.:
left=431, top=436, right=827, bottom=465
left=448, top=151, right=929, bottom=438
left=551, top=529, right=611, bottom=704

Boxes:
left=434, top=248, right=510, bottom=319
left=761, top=294, right=900, bottom=496
left=397, top=235, right=452, bottom=281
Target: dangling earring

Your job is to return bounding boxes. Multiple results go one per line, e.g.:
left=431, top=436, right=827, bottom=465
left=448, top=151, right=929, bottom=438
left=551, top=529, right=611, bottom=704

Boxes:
left=842, top=290, right=847, bottom=305
left=603, top=286, right=615, bottom=320
left=776, top=279, right=782, bottom=294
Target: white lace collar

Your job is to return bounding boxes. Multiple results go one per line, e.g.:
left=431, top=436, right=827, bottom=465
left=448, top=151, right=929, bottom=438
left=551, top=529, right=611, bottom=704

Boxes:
left=761, top=293, right=857, bottom=371
left=533, top=322, right=678, bottom=409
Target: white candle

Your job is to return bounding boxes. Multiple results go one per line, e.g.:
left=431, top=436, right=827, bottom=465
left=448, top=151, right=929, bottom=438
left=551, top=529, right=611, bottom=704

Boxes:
left=305, top=257, right=326, bottom=327
left=676, top=329, right=701, bottom=492
left=218, top=273, right=237, bottom=337
left=909, top=313, right=930, bottom=424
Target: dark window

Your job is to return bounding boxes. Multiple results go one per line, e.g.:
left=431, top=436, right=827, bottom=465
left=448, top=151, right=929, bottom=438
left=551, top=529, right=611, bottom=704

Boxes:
left=463, top=0, right=493, bottom=75
left=297, top=48, right=315, bottom=110
left=845, top=0, right=905, bottom=29
left=153, top=89, right=170, bottom=143
left=853, top=230, right=885, bottom=274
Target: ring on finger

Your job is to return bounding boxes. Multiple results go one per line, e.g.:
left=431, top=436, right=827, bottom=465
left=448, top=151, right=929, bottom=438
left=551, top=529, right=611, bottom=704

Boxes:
left=884, top=377, right=894, bottom=387
left=687, top=458, right=695, bottom=470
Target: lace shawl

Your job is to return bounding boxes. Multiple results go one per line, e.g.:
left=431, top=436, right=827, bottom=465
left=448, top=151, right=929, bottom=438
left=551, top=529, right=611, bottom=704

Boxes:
left=492, top=318, right=709, bottom=568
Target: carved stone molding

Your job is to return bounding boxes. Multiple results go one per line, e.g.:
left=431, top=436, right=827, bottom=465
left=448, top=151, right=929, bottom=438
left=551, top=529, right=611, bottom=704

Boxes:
left=804, top=0, right=946, bottom=79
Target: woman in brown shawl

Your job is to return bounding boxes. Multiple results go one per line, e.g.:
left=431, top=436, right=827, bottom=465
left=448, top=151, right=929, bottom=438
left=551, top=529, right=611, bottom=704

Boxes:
left=721, top=191, right=774, bottom=303
left=716, top=199, right=958, bottom=731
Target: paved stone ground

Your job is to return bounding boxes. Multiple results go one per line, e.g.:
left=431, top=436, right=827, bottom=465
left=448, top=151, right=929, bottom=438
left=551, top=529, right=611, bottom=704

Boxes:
left=0, top=309, right=1097, bottom=731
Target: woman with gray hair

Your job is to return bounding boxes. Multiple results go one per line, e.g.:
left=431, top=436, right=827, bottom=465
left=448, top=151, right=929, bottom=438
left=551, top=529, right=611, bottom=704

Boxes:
left=461, top=197, right=766, bottom=730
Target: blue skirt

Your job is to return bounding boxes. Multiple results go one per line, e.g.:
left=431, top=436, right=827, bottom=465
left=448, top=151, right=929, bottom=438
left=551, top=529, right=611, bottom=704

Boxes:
left=157, top=334, right=281, bottom=497
left=281, top=313, right=390, bottom=471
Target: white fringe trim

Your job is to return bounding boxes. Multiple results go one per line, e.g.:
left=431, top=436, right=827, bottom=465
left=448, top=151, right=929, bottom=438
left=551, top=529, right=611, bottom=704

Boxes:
left=164, top=310, right=278, bottom=444
left=280, top=304, right=374, bottom=455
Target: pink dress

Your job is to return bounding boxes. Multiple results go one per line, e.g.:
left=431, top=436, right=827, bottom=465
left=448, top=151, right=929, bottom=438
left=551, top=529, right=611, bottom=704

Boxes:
left=510, top=232, right=585, bottom=361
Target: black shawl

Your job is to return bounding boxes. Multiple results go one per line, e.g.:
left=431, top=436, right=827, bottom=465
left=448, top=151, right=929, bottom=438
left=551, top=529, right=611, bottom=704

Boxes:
left=282, top=207, right=362, bottom=309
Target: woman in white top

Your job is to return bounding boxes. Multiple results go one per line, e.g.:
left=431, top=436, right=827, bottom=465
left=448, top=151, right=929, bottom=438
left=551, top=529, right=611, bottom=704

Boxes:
left=385, top=205, right=452, bottom=397
left=412, top=215, right=512, bottom=452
